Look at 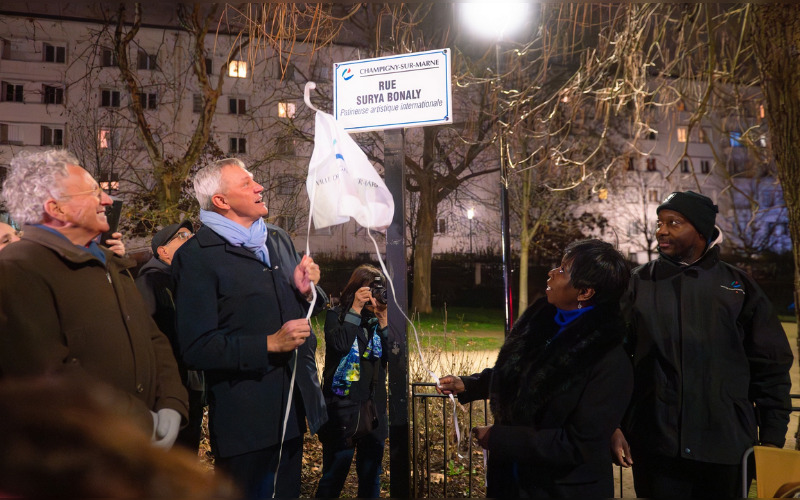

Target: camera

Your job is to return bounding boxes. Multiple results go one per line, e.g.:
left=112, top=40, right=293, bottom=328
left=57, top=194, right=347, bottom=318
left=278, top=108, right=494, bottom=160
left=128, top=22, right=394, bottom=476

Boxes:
left=370, top=275, right=388, bottom=305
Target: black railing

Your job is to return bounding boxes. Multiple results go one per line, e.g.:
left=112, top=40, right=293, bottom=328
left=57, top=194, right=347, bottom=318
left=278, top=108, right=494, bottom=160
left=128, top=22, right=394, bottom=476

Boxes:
left=410, top=382, right=492, bottom=498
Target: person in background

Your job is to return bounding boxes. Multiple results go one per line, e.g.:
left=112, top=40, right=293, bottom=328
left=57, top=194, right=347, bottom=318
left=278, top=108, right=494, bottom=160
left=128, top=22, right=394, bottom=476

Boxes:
left=0, top=149, right=188, bottom=449
left=316, top=264, right=389, bottom=499
left=172, top=158, right=327, bottom=498
left=439, top=239, right=633, bottom=498
left=612, top=191, right=793, bottom=498
left=136, top=221, right=203, bottom=452
left=0, top=222, right=20, bottom=251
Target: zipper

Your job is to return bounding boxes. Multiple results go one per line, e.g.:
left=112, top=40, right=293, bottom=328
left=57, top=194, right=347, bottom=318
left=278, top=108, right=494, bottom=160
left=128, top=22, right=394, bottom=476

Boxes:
left=106, top=271, right=112, bottom=284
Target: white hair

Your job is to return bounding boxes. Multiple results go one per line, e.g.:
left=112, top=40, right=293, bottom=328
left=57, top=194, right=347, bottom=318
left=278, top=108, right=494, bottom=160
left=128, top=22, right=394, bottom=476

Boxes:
left=193, top=158, right=248, bottom=211
left=3, top=150, right=79, bottom=225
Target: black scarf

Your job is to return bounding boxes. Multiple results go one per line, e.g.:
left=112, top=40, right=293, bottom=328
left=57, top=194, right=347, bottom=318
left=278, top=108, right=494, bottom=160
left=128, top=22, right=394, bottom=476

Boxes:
left=491, top=298, right=626, bottom=425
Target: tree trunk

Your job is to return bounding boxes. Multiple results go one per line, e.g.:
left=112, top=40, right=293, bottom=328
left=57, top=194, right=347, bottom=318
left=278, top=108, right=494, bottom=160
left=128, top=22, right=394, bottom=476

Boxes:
left=750, top=4, right=800, bottom=449
left=411, top=179, right=437, bottom=314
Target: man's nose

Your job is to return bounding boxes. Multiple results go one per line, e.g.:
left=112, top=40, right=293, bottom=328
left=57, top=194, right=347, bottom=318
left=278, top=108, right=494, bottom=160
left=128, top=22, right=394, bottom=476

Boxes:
left=100, top=191, right=113, bottom=205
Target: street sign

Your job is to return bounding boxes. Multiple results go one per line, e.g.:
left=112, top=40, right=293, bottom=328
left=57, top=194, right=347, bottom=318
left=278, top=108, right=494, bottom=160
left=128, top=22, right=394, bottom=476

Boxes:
left=333, top=48, right=452, bottom=132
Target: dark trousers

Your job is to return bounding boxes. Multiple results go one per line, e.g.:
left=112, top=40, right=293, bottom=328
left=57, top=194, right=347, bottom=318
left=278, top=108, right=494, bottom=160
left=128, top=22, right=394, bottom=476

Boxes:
left=632, top=452, right=741, bottom=498
left=215, top=437, right=302, bottom=499
left=315, top=431, right=384, bottom=498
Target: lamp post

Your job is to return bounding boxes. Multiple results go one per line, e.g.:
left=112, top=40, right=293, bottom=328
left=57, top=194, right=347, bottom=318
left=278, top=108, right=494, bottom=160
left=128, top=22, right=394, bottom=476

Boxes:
left=460, top=2, right=531, bottom=336
left=467, top=207, right=475, bottom=256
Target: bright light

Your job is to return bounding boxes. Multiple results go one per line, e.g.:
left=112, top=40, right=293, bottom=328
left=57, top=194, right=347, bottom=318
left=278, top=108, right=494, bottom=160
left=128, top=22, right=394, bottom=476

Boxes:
left=229, top=60, right=247, bottom=78
left=278, top=102, right=296, bottom=118
left=467, top=208, right=475, bottom=220
left=460, top=2, right=531, bottom=40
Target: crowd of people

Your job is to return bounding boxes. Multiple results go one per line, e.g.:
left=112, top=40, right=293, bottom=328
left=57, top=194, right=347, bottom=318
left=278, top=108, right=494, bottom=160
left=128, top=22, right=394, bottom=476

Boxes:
left=0, top=148, right=793, bottom=499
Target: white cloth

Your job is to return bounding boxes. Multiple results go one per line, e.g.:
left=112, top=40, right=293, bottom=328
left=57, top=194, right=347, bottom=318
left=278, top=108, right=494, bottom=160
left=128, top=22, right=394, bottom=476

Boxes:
left=306, top=111, right=394, bottom=231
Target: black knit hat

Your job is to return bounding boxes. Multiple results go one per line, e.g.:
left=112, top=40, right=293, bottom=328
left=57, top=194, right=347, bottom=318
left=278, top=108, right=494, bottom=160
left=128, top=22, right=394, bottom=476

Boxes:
left=657, top=191, right=719, bottom=242
left=151, top=220, right=194, bottom=258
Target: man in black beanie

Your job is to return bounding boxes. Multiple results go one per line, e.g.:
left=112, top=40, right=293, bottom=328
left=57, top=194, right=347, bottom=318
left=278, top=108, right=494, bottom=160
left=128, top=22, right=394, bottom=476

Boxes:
left=611, top=190, right=792, bottom=498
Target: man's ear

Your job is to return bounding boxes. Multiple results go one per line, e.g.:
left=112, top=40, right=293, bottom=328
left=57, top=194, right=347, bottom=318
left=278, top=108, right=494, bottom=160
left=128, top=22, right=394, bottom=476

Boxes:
left=43, top=198, right=65, bottom=222
left=156, top=245, right=170, bottom=262
left=211, top=193, right=228, bottom=210
left=578, top=288, right=596, bottom=302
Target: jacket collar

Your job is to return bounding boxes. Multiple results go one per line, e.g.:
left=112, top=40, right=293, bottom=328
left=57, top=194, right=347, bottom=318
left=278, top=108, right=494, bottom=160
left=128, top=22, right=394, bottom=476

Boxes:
left=21, top=225, right=130, bottom=268
left=195, top=224, right=267, bottom=264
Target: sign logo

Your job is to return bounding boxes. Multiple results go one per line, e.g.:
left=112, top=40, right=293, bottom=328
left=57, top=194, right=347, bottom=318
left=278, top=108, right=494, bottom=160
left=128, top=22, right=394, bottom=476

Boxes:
left=341, top=68, right=353, bottom=81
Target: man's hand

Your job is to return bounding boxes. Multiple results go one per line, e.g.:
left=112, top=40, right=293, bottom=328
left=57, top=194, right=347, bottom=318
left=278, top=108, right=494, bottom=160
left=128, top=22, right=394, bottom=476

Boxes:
left=105, top=232, right=126, bottom=257
left=437, top=375, right=465, bottom=395
left=267, top=318, right=311, bottom=352
left=151, top=408, right=181, bottom=449
left=611, top=428, right=633, bottom=467
left=293, top=255, right=320, bottom=296
left=472, top=425, right=492, bottom=449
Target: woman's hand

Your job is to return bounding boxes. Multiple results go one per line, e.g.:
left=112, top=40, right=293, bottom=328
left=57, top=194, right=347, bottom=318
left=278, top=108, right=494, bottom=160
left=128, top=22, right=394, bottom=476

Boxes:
left=436, top=375, right=465, bottom=395
left=351, top=286, right=372, bottom=316
left=373, top=300, right=388, bottom=328
left=472, top=425, right=492, bottom=449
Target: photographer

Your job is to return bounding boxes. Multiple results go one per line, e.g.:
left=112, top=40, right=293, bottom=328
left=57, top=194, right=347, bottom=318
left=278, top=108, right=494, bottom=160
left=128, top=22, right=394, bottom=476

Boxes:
left=315, top=265, right=388, bottom=499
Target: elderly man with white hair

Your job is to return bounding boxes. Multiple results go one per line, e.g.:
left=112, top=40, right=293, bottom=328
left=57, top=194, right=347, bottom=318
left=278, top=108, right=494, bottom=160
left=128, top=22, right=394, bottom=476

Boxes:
left=0, top=149, right=188, bottom=448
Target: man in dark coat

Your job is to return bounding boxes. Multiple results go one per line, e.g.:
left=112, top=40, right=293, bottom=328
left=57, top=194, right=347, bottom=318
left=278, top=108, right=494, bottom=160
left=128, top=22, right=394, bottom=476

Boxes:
left=172, top=158, right=327, bottom=498
left=136, top=220, right=203, bottom=451
left=0, top=149, right=188, bottom=446
left=613, top=191, right=793, bottom=498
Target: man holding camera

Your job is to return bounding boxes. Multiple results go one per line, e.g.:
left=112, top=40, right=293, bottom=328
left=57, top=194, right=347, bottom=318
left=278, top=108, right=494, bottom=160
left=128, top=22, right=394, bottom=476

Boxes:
left=0, top=149, right=188, bottom=447
left=172, top=158, right=327, bottom=498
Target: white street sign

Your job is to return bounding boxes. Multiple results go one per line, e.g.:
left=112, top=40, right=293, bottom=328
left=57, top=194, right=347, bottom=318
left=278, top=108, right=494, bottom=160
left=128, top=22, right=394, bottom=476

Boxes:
left=333, top=48, right=452, bottom=132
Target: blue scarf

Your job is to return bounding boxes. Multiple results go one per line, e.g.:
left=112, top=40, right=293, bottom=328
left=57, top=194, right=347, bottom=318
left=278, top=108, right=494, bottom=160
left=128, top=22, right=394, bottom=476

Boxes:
left=553, top=305, right=594, bottom=336
left=34, top=224, right=106, bottom=265
left=199, top=209, right=270, bottom=266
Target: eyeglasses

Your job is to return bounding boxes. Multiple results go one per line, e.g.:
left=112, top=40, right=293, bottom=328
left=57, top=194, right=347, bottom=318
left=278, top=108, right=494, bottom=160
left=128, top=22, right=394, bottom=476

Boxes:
left=166, top=231, right=192, bottom=244
left=59, top=185, right=104, bottom=202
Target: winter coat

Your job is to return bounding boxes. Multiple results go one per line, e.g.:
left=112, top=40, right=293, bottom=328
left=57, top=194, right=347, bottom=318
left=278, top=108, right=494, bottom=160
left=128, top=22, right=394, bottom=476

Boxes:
left=0, top=225, right=188, bottom=433
left=318, top=307, right=389, bottom=444
left=458, top=298, right=633, bottom=498
left=622, top=245, right=793, bottom=465
left=172, top=224, right=327, bottom=458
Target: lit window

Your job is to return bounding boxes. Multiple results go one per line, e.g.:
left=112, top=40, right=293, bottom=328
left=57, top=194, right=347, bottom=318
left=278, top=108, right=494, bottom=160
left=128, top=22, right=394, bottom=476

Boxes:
left=99, top=128, right=115, bottom=149
left=278, top=102, right=296, bottom=118
left=759, top=104, right=765, bottom=119
left=228, top=60, right=247, bottom=78
left=677, top=126, right=688, bottom=143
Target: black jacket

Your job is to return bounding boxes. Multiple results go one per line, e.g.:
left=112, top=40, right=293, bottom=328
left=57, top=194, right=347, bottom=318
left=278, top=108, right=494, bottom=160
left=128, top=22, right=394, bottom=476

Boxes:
left=622, top=245, right=793, bottom=464
left=458, top=299, right=633, bottom=498
left=319, top=307, right=389, bottom=443
left=172, top=224, right=327, bottom=458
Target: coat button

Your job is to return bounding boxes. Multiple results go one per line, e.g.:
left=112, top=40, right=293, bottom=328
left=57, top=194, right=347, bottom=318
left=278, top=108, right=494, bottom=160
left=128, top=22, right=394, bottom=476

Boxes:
left=136, top=384, right=144, bottom=393
left=69, top=357, right=79, bottom=364
left=685, top=447, right=691, bottom=454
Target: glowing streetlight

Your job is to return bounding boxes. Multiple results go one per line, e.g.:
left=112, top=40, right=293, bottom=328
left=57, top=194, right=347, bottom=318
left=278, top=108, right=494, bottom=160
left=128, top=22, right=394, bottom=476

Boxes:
left=460, top=2, right=532, bottom=336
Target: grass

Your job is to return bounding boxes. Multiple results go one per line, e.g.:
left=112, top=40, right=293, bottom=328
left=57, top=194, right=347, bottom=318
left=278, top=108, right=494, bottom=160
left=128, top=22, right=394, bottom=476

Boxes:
left=408, top=306, right=506, bottom=351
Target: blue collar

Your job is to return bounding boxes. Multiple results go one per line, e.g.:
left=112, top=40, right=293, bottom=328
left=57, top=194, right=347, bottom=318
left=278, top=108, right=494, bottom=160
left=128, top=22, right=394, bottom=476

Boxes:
left=33, top=224, right=106, bottom=265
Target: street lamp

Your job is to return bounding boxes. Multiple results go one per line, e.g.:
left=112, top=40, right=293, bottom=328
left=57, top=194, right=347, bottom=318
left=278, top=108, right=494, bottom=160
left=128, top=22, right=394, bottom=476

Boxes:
left=460, top=2, right=531, bottom=336
left=467, top=207, right=475, bottom=256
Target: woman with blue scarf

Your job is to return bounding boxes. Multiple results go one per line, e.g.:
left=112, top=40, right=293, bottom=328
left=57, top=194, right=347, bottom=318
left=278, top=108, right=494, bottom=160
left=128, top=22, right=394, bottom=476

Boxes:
left=438, top=239, right=633, bottom=498
left=316, top=265, right=388, bottom=498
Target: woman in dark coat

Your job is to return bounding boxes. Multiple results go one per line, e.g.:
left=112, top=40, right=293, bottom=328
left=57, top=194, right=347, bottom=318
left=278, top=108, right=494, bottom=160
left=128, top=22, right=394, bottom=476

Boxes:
left=315, top=265, right=389, bottom=499
left=439, top=239, right=633, bottom=498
